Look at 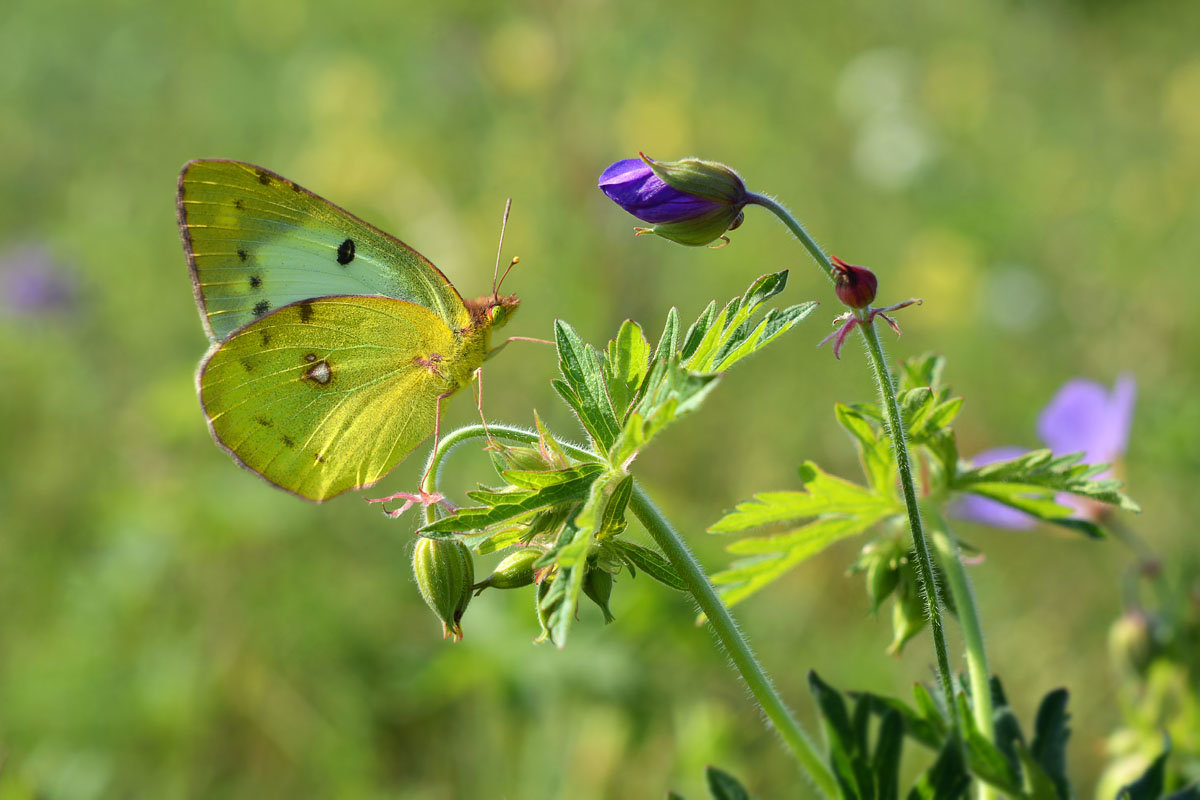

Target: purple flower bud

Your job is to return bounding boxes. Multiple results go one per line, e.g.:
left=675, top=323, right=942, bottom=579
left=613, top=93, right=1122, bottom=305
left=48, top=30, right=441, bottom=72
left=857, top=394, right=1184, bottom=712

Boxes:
left=598, top=154, right=749, bottom=247
left=0, top=245, right=74, bottom=315
left=831, top=256, right=878, bottom=309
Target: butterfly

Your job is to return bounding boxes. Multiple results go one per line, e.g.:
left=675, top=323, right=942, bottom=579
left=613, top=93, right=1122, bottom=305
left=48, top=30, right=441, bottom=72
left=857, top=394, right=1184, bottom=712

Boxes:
left=177, top=159, right=520, bottom=502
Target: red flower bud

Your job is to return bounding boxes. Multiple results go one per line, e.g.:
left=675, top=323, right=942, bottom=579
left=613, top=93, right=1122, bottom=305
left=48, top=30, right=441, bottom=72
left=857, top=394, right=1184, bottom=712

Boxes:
left=831, top=256, right=878, bottom=309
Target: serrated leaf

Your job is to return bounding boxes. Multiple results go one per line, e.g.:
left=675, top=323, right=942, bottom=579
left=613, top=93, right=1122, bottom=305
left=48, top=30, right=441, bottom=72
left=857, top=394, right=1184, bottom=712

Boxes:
left=555, top=320, right=621, bottom=450
left=1030, top=689, right=1070, bottom=800
left=712, top=516, right=882, bottom=609
left=421, top=471, right=599, bottom=534
left=609, top=540, right=688, bottom=591
left=504, top=463, right=605, bottom=490
left=605, top=319, right=650, bottom=419
left=705, top=766, right=751, bottom=800
left=899, top=353, right=947, bottom=393
left=710, top=462, right=897, bottom=534
left=835, top=402, right=895, bottom=494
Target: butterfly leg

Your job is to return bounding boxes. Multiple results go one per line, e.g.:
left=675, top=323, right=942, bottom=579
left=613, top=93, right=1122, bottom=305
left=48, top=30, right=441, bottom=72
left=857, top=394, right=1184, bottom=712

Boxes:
left=485, top=335, right=555, bottom=360
left=366, top=390, right=457, bottom=518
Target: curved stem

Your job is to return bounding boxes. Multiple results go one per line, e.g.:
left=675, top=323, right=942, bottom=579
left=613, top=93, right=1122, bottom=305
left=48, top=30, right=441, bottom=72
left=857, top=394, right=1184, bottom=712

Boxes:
left=418, top=424, right=838, bottom=798
left=747, top=192, right=838, bottom=287
left=857, top=321, right=957, bottom=717
left=753, top=192, right=958, bottom=718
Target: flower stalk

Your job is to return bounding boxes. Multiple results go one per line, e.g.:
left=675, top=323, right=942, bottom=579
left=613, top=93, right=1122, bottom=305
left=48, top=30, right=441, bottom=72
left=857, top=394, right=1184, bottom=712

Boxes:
left=751, top=193, right=960, bottom=717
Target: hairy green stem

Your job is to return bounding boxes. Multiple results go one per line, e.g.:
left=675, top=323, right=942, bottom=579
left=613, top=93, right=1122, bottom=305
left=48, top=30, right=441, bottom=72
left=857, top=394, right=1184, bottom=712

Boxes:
left=930, top=516, right=995, bottom=800
left=858, top=321, right=956, bottom=716
left=418, top=424, right=837, bottom=798
left=629, top=484, right=837, bottom=798
left=747, top=192, right=838, bottom=286
left=752, top=193, right=959, bottom=717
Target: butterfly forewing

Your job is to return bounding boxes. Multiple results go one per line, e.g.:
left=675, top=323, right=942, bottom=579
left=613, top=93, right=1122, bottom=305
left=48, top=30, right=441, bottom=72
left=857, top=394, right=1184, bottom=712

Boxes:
left=178, top=160, right=471, bottom=342
left=199, top=296, right=463, bottom=501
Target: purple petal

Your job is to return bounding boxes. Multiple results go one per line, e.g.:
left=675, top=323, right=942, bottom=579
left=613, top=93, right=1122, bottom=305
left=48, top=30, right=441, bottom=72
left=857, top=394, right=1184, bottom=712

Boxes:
left=1037, top=377, right=1135, bottom=463
left=598, top=158, right=720, bottom=223
left=949, top=447, right=1035, bottom=530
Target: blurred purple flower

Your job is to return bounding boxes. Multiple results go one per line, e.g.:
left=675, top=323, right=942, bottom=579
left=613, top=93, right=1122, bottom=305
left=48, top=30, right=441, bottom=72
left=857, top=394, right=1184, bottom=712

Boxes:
left=0, top=244, right=74, bottom=314
left=954, top=376, right=1136, bottom=529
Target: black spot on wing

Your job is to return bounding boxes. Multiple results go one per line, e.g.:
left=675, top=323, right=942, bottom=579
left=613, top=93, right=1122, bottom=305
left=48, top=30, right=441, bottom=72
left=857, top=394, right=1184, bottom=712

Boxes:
left=234, top=199, right=244, bottom=210
left=255, top=416, right=273, bottom=427
left=281, top=435, right=295, bottom=448
left=249, top=275, right=262, bottom=289
left=314, top=452, right=326, bottom=463
left=336, top=238, right=356, bottom=266
left=241, top=359, right=254, bottom=373
left=256, top=169, right=272, bottom=185
left=253, top=300, right=270, bottom=317
left=298, top=301, right=314, bottom=323
left=237, top=249, right=248, bottom=262
left=259, top=331, right=271, bottom=347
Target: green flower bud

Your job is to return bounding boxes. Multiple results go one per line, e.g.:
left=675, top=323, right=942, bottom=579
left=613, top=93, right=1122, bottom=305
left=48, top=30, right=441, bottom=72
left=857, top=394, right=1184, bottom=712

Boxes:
left=473, top=548, right=542, bottom=595
left=412, top=537, right=474, bottom=642
left=887, top=568, right=927, bottom=656
left=1108, top=610, right=1155, bottom=677
left=583, top=567, right=616, bottom=624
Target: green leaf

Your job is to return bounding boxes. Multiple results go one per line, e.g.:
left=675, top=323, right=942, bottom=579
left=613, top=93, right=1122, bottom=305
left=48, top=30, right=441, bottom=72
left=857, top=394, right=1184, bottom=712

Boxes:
left=906, top=735, right=969, bottom=800
left=956, top=449, right=1139, bottom=512
left=503, top=463, right=605, bottom=490
left=873, top=709, right=904, bottom=800
left=680, top=271, right=815, bottom=374
left=712, top=516, right=883, bottom=609
left=835, top=402, right=895, bottom=494
left=856, top=691, right=945, bottom=750
left=899, top=353, right=947, bottom=393
left=421, top=470, right=600, bottom=534
left=604, top=319, right=650, bottom=419
left=609, top=540, right=688, bottom=591
left=554, top=320, right=621, bottom=450
left=808, top=671, right=873, bottom=800
left=710, top=462, right=897, bottom=534
left=1118, top=743, right=1169, bottom=800
left=955, top=693, right=1021, bottom=793
left=1015, top=745, right=1061, bottom=800
left=1030, top=689, right=1070, bottom=800
left=705, top=766, right=751, bottom=800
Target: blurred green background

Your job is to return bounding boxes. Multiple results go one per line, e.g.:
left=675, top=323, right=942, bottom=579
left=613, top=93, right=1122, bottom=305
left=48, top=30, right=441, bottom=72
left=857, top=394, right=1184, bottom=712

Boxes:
left=2, top=0, right=1197, bottom=797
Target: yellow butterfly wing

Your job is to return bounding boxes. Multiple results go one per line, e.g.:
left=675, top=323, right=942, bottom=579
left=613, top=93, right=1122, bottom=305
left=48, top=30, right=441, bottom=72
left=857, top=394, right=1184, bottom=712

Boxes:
left=198, top=295, right=485, bottom=502
left=177, top=159, right=471, bottom=342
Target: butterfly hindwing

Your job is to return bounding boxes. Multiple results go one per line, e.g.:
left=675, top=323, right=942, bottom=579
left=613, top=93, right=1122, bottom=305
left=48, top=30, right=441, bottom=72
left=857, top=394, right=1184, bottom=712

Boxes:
left=199, top=295, right=474, bottom=502
left=178, top=159, right=471, bottom=342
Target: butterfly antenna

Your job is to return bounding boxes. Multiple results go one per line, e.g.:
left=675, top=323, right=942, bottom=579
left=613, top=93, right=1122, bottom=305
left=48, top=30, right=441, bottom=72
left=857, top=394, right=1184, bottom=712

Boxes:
left=492, top=198, right=512, bottom=299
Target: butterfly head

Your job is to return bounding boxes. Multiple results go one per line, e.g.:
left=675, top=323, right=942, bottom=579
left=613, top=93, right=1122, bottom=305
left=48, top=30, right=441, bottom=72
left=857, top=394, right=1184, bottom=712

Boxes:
left=469, top=292, right=520, bottom=331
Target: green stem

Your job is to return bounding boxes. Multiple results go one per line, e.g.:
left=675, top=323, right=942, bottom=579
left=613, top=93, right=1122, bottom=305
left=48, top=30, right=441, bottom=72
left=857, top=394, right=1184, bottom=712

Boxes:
left=858, top=321, right=956, bottom=717
left=419, top=424, right=838, bottom=798
left=629, top=484, right=838, bottom=798
left=753, top=193, right=958, bottom=719
left=930, top=516, right=995, bottom=800
left=747, top=192, right=838, bottom=287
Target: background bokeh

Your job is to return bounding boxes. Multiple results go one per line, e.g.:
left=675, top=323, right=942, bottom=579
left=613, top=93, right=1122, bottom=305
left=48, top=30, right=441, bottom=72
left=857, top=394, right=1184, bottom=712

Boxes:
left=2, top=0, right=1197, bottom=797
